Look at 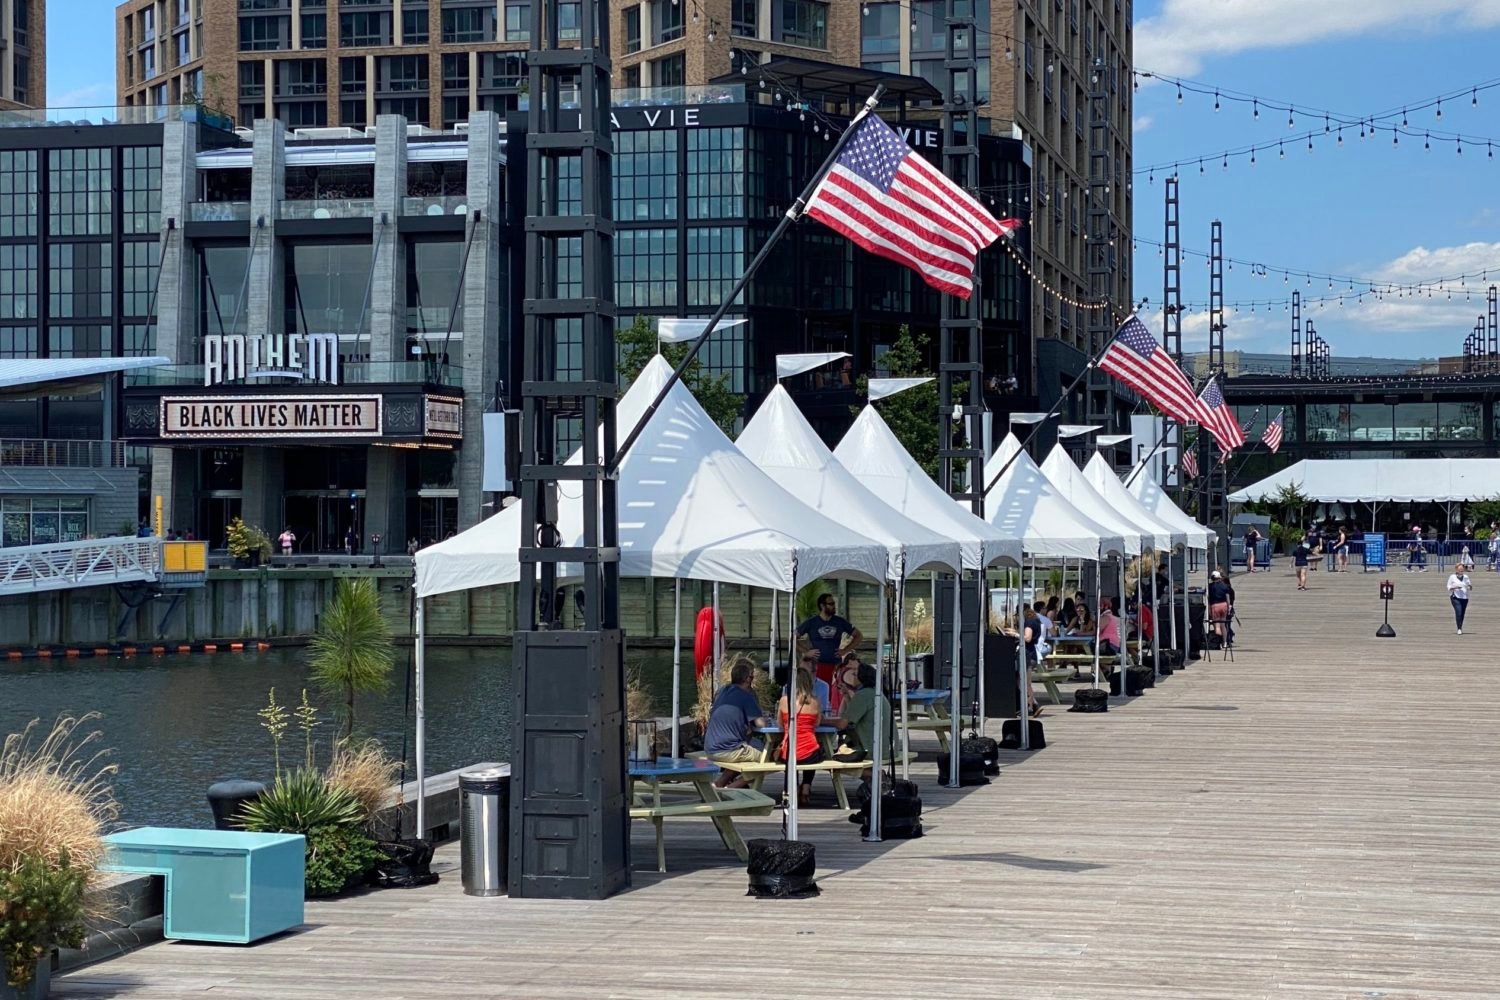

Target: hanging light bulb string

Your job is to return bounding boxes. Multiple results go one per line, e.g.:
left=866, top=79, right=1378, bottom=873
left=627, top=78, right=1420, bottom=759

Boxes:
left=994, top=237, right=1120, bottom=318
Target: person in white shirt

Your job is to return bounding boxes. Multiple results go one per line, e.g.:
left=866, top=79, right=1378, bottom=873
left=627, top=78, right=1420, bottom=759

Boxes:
left=1031, top=601, right=1053, bottom=659
left=1447, top=567, right=1472, bottom=635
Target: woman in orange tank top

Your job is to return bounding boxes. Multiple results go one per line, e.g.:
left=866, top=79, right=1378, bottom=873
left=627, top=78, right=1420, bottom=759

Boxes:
left=777, top=668, right=828, bottom=808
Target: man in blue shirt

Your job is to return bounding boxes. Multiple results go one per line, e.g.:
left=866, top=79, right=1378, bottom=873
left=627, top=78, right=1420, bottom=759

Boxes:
left=797, top=593, right=863, bottom=712
left=705, top=658, right=767, bottom=786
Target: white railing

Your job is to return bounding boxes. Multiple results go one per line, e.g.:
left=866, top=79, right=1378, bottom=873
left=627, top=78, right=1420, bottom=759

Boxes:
left=0, top=536, right=161, bottom=596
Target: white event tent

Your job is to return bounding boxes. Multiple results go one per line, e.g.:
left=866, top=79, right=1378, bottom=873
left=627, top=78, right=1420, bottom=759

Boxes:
left=1039, top=445, right=1145, bottom=557
left=1125, top=466, right=1213, bottom=552
left=982, top=434, right=1123, bottom=560
left=1229, top=458, right=1500, bottom=504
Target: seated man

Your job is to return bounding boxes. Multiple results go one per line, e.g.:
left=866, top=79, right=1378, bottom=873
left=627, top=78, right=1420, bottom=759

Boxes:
left=703, top=657, right=768, bottom=787
left=786, top=652, right=833, bottom=714
left=836, top=659, right=892, bottom=765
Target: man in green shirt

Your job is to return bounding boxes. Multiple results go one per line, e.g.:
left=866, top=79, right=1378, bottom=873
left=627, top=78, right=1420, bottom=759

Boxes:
left=838, top=659, right=892, bottom=762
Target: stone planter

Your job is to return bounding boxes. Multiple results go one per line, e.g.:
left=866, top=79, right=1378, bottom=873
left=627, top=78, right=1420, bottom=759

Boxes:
left=0, top=958, right=50, bottom=1000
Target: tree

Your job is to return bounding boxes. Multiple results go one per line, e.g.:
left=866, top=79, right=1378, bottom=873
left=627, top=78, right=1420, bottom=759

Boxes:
left=616, top=316, right=743, bottom=433
left=309, top=579, right=394, bottom=740
left=852, top=324, right=941, bottom=480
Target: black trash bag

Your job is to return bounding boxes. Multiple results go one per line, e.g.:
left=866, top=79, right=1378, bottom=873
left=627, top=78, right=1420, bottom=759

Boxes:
left=1126, top=666, right=1153, bottom=696
left=746, top=839, right=820, bottom=899
left=960, top=736, right=1001, bottom=776
left=935, top=751, right=988, bottom=787
left=1071, top=688, right=1109, bottom=713
left=852, top=778, right=923, bottom=839
left=1156, top=658, right=1174, bottom=678
left=999, top=718, right=1046, bottom=750
left=369, top=838, right=439, bottom=889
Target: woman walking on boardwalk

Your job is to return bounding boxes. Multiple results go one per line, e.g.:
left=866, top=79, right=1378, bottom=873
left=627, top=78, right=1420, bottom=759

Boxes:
left=1447, top=566, right=1472, bottom=635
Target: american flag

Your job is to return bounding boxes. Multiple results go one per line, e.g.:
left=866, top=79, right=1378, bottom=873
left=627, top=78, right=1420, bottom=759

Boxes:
left=1262, top=408, right=1285, bottom=453
left=1098, top=316, right=1211, bottom=426
left=1180, top=446, right=1199, bottom=480
left=1198, top=376, right=1247, bottom=452
left=805, top=114, right=1019, bottom=299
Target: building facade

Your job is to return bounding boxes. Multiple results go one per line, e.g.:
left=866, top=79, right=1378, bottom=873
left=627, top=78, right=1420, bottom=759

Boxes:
left=117, top=0, right=536, bottom=131
left=0, top=0, right=43, bottom=110
left=610, top=0, right=1134, bottom=354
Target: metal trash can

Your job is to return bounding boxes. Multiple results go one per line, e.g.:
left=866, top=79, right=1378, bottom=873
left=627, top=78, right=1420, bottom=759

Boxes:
left=459, top=766, right=510, bottom=896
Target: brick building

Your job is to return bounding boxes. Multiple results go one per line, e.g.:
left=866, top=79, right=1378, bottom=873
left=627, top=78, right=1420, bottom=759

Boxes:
left=0, top=0, right=44, bottom=110
left=116, top=0, right=536, bottom=131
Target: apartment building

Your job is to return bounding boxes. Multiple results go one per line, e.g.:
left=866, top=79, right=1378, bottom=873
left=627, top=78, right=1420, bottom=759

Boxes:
left=0, top=0, right=44, bottom=110
left=116, top=0, right=539, bottom=131
left=611, top=0, right=1133, bottom=355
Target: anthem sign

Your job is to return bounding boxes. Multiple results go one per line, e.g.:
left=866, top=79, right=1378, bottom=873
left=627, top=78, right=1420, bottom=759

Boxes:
left=161, top=395, right=382, bottom=439
left=203, top=333, right=340, bottom=386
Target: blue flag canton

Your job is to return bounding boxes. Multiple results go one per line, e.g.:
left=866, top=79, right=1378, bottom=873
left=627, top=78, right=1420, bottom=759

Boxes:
left=836, top=116, right=909, bottom=191
left=1114, top=316, right=1159, bottom=357
left=1201, top=379, right=1226, bottom=411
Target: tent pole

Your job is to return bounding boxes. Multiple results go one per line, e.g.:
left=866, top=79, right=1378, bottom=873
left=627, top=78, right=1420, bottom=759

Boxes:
left=769, top=590, right=777, bottom=669
left=1020, top=555, right=1032, bottom=750
left=712, top=581, right=722, bottom=674
left=786, top=578, right=799, bottom=842
left=866, top=584, right=887, bottom=842
left=1092, top=562, right=1101, bottom=690
left=976, top=570, right=987, bottom=736
left=414, top=595, right=426, bottom=839
left=949, top=573, right=961, bottom=787
left=1150, top=555, right=1160, bottom=677
left=671, top=580, right=682, bottom=760
left=897, top=580, right=911, bottom=781
left=1118, top=559, right=1129, bottom=687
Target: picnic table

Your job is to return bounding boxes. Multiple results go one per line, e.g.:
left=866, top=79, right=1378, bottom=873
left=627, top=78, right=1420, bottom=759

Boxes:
left=628, top=756, right=773, bottom=873
left=896, top=687, right=956, bottom=750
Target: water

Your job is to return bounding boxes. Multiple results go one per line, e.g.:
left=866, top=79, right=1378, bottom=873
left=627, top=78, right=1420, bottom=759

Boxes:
left=1, top=646, right=684, bottom=830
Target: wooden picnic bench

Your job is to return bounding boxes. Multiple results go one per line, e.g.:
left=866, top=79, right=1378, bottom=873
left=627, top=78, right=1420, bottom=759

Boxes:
left=701, top=753, right=914, bottom=811
left=629, top=785, right=775, bottom=871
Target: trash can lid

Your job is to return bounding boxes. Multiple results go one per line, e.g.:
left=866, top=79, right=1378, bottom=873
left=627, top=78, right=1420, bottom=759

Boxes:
left=460, top=766, right=511, bottom=792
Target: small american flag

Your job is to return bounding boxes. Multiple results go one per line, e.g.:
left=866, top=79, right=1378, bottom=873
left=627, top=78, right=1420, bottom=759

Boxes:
left=1199, top=377, right=1247, bottom=453
left=1180, top=446, right=1199, bottom=480
left=805, top=114, right=1019, bottom=299
left=1262, top=408, right=1285, bottom=453
left=1099, top=316, right=1211, bottom=426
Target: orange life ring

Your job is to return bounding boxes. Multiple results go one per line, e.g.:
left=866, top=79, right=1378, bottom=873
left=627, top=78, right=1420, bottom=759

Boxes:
left=693, top=607, right=723, bottom=680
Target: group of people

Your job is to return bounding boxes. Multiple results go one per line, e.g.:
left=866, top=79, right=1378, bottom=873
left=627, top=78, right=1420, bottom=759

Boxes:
left=703, top=594, right=892, bottom=808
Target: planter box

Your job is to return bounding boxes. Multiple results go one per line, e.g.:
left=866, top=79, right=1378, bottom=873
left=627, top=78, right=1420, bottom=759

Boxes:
left=0, top=959, right=49, bottom=1000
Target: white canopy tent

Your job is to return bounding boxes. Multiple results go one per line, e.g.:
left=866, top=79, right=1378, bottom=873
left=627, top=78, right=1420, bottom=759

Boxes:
left=1083, top=453, right=1184, bottom=552
left=982, top=434, right=1123, bottom=560
left=1039, top=446, right=1145, bottom=557
left=1229, top=458, right=1500, bottom=503
left=1125, top=467, right=1213, bottom=551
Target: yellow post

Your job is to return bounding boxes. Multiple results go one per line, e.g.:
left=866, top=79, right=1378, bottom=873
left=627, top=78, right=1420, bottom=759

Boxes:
left=154, top=495, right=164, bottom=537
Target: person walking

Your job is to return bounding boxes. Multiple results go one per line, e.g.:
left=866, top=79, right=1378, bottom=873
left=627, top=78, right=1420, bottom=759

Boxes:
left=1447, top=565, right=1472, bottom=635
left=1488, top=524, right=1499, bottom=572
left=1292, top=536, right=1311, bottom=591
left=1335, top=525, right=1350, bottom=572
left=1244, top=525, right=1261, bottom=573
left=277, top=527, right=295, bottom=556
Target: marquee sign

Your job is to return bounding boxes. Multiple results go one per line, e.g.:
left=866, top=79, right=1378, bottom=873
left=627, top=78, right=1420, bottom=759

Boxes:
left=161, top=395, right=382, bottom=439
left=424, top=396, right=463, bottom=439
left=203, top=333, right=340, bottom=386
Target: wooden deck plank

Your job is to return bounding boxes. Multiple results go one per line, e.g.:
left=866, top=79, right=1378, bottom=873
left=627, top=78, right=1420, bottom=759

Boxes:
left=53, top=568, right=1500, bottom=998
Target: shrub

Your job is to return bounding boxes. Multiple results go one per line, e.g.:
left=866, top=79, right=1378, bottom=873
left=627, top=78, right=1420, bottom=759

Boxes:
left=238, top=768, right=361, bottom=833
left=226, top=517, right=272, bottom=561
left=309, top=579, right=394, bottom=740
left=303, top=824, right=381, bottom=898
left=325, top=742, right=400, bottom=825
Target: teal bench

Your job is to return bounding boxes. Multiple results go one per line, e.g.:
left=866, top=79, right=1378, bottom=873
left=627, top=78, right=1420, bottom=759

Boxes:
left=100, top=828, right=305, bottom=944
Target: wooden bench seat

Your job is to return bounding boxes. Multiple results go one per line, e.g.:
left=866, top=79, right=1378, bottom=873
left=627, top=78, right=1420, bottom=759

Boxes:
left=628, top=785, right=775, bottom=869
left=702, top=754, right=912, bottom=810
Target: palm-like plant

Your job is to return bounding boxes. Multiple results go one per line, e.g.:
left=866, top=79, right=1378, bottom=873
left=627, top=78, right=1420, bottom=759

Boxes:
left=308, top=579, right=394, bottom=740
left=237, top=768, right=362, bottom=832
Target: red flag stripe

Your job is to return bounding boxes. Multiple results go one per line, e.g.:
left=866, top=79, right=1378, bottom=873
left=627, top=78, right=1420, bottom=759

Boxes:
left=1100, top=348, right=1205, bottom=424
left=820, top=168, right=979, bottom=264
left=804, top=198, right=975, bottom=294
left=806, top=203, right=974, bottom=297
left=904, top=154, right=1006, bottom=242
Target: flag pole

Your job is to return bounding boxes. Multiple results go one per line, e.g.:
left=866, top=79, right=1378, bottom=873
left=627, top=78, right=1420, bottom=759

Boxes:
left=981, top=308, right=1143, bottom=498
left=609, top=85, right=887, bottom=472
left=1178, top=405, right=1266, bottom=503
left=1125, top=401, right=1261, bottom=490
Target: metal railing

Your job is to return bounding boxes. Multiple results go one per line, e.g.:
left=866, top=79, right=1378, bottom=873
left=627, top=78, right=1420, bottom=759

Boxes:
left=402, top=195, right=469, bottom=217
left=0, top=104, right=234, bottom=131
left=0, top=536, right=160, bottom=597
left=188, top=201, right=252, bottom=222
left=0, top=438, right=126, bottom=468
left=279, top=198, right=375, bottom=220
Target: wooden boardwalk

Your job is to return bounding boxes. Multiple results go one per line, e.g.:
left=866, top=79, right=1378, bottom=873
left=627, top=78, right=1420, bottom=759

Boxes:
left=55, top=565, right=1500, bottom=999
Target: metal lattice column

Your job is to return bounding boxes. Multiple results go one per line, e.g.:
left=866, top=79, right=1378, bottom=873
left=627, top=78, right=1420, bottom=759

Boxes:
left=1290, top=290, right=1302, bottom=377
left=1162, top=175, right=1183, bottom=495
left=511, top=0, right=630, bottom=900
left=1489, top=285, right=1498, bottom=372
left=939, top=0, right=984, bottom=511
left=1085, top=60, right=1114, bottom=426
left=1201, top=221, right=1227, bottom=560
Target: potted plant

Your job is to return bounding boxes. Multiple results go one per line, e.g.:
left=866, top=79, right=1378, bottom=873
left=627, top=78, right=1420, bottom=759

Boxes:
left=1, top=716, right=118, bottom=1000
left=226, top=517, right=272, bottom=567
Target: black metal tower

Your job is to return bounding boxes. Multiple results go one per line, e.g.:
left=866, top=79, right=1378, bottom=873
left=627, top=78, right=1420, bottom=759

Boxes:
left=1085, top=56, right=1114, bottom=430
left=1290, top=290, right=1302, bottom=377
left=1162, top=175, right=1182, bottom=492
left=939, top=0, right=984, bottom=512
left=1201, top=221, right=1226, bottom=561
left=1489, top=284, right=1498, bottom=372
left=511, top=0, right=629, bottom=899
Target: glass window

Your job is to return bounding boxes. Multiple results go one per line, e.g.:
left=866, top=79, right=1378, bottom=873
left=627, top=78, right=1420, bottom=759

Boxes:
left=378, top=55, right=429, bottom=93
left=125, top=323, right=156, bottom=357
left=802, top=231, right=851, bottom=310
left=340, top=10, right=389, bottom=46
left=406, top=239, right=464, bottom=355
left=48, top=244, right=113, bottom=319
left=504, top=0, right=531, bottom=41
left=284, top=243, right=375, bottom=359
left=613, top=130, right=677, bottom=221
left=122, top=241, right=159, bottom=317
left=0, top=327, right=38, bottom=357
left=339, top=56, right=365, bottom=94
left=277, top=59, right=327, bottom=97
left=687, top=227, right=744, bottom=307
left=776, top=0, right=827, bottom=47
left=238, top=14, right=289, bottom=50
left=558, top=0, right=580, bottom=40
left=199, top=244, right=250, bottom=337
left=685, top=127, right=744, bottom=219
left=615, top=228, right=677, bottom=308
left=404, top=7, right=429, bottom=43
left=1392, top=402, right=1438, bottom=442
left=377, top=96, right=427, bottom=121
left=1438, top=401, right=1482, bottom=441
left=861, top=2, right=899, bottom=55
left=48, top=148, right=113, bottom=237
left=655, top=0, right=683, bottom=43
left=0, top=150, right=37, bottom=237
left=341, top=99, right=368, bottom=127
left=1304, top=403, right=1344, bottom=442
left=407, top=161, right=466, bottom=196
left=1, top=499, right=91, bottom=549
left=1234, top=405, right=1266, bottom=442
left=732, top=0, right=758, bottom=36
left=698, top=317, right=747, bottom=393
left=442, top=53, right=469, bottom=91
left=441, top=7, right=490, bottom=43
left=301, top=12, right=327, bottom=47
left=239, top=60, right=265, bottom=100
left=623, top=5, right=640, bottom=52
left=48, top=325, right=111, bottom=358
left=654, top=52, right=685, bottom=87
left=441, top=95, right=469, bottom=128
left=0, top=245, right=37, bottom=320
left=484, top=51, right=526, bottom=89
left=1346, top=402, right=1393, bottom=442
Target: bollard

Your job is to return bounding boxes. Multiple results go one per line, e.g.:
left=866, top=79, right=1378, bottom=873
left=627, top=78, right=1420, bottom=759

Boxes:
left=207, top=780, right=266, bottom=830
left=1377, top=579, right=1396, bottom=637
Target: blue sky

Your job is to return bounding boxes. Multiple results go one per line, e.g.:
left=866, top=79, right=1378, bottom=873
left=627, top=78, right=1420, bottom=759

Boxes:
left=47, top=1, right=1500, bottom=360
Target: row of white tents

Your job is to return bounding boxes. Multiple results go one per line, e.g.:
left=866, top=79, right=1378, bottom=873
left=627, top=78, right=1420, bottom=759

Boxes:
left=409, top=355, right=1217, bottom=839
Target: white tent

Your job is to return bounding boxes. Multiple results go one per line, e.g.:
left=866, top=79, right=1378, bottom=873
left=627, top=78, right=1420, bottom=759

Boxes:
left=1125, top=466, right=1213, bottom=550
left=1229, top=458, right=1500, bottom=503
left=1039, top=445, right=1144, bottom=557
left=834, top=407, right=1022, bottom=569
left=414, top=355, right=889, bottom=598
left=981, top=434, right=1122, bottom=560
left=737, top=384, right=963, bottom=579
left=1083, top=453, right=1185, bottom=552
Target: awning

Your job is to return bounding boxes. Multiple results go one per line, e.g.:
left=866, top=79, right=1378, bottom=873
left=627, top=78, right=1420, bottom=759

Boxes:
left=1229, top=458, right=1500, bottom=503
left=0, top=357, right=171, bottom=398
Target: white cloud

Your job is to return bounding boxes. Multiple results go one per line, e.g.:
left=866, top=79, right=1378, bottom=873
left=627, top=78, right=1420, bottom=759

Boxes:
left=50, top=82, right=114, bottom=108
left=1132, top=114, right=1154, bottom=133
left=1136, top=0, right=1500, bottom=76
left=1371, top=240, right=1500, bottom=283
